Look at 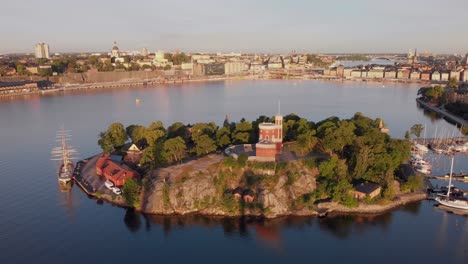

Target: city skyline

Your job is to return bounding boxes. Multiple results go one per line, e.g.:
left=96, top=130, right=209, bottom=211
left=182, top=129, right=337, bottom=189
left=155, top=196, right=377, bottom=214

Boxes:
left=1, top=0, right=468, bottom=54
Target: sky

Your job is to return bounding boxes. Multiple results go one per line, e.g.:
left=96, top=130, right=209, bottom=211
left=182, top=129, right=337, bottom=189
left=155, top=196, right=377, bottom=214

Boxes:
left=1, top=0, right=467, bottom=54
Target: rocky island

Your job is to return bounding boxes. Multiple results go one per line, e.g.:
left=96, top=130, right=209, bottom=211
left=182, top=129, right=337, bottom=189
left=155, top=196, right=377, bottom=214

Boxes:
left=77, top=112, right=426, bottom=218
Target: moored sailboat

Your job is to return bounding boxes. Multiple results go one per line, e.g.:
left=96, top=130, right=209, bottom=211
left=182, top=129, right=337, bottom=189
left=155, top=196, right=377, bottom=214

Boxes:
left=51, top=127, right=78, bottom=184
left=435, top=155, right=468, bottom=210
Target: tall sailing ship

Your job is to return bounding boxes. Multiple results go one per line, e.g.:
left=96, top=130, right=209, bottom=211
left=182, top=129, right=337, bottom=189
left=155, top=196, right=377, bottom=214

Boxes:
left=51, top=127, right=78, bottom=184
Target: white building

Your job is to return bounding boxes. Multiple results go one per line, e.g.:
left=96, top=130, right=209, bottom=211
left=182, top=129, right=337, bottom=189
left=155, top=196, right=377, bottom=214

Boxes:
left=153, top=50, right=169, bottom=67
left=225, top=62, right=244, bottom=75
left=111, top=41, right=120, bottom=58
left=34, top=43, right=50, bottom=59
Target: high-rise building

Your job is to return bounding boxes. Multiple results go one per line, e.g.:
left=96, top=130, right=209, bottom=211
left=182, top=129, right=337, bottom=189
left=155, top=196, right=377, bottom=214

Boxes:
left=34, top=43, right=50, bottom=59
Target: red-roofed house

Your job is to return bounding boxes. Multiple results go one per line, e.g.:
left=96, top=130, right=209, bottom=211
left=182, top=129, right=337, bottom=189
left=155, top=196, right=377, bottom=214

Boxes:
left=96, top=153, right=139, bottom=187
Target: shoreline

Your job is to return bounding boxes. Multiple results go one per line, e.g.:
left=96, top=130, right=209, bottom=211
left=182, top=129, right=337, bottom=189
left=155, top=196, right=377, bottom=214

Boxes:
left=1, top=75, right=432, bottom=99
left=75, top=153, right=429, bottom=219
left=83, top=189, right=427, bottom=219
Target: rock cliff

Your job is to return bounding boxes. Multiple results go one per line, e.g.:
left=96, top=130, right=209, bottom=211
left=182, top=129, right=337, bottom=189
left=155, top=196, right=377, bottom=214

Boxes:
left=141, top=154, right=319, bottom=218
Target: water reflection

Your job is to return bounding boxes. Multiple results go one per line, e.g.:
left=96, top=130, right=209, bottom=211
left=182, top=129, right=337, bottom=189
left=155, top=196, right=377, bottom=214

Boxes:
left=124, top=208, right=142, bottom=233
left=140, top=210, right=409, bottom=245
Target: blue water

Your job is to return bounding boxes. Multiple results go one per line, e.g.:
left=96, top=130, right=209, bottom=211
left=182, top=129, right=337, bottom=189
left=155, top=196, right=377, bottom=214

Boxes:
left=0, top=80, right=466, bottom=264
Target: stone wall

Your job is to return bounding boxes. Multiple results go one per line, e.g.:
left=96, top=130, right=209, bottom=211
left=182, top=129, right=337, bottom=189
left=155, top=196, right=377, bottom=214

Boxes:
left=58, top=70, right=168, bottom=84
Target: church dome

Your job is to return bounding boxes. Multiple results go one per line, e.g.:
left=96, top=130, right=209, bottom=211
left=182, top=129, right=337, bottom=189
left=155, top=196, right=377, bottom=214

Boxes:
left=112, top=41, right=119, bottom=51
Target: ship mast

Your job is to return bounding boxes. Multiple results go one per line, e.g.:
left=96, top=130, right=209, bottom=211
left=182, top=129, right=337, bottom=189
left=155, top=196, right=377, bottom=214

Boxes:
left=447, top=155, right=454, bottom=197
left=61, top=127, right=70, bottom=174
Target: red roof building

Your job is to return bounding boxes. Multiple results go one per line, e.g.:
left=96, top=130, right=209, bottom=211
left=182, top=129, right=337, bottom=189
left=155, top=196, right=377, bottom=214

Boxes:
left=255, top=114, right=283, bottom=162
left=96, top=153, right=139, bottom=187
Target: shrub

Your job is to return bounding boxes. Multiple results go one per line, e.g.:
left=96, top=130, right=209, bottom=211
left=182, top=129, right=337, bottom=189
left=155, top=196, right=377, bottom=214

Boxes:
left=122, top=178, right=141, bottom=207
left=401, top=175, right=424, bottom=193
left=221, top=192, right=239, bottom=215
left=238, top=153, right=248, bottom=167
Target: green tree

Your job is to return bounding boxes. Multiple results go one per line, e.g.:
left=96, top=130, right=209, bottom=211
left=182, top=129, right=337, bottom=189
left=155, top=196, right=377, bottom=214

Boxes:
left=97, top=132, right=113, bottom=153
left=88, top=56, right=99, bottom=66
left=410, top=124, right=424, bottom=138
left=405, top=131, right=411, bottom=140
left=164, top=136, right=187, bottom=162
left=167, top=122, right=189, bottom=141
left=232, top=120, right=252, bottom=144
left=15, top=62, right=25, bottom=75
left=383, top=169, right=396, bottom=200
left=126, top=125, right=146, bottom=143
left=321, top=120, right=356, bottom=154
left=424, top=86, right=445, bottom=100
left=164, top=65, right=171, bottom=70
left=216, top=126, right=232, bottom=148
left=193, top=134, right=217, bottom=155
left=122, top=178, right=141, bottom=207
left=99, top=123, right=128, bottom=150
left=446, top=77, right=458, bottom=89
left=38, top=67, right=52, bottom=77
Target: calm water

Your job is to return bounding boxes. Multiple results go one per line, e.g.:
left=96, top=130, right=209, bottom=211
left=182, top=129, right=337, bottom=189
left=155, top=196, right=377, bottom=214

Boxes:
left=0, top=80, right=467, bottom=264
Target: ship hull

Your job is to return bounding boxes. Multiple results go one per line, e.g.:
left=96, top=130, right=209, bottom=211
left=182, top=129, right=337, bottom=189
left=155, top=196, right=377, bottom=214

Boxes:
left=58, top=162, right=74, bottom=183
left=435, top=197, right=468, bottom=210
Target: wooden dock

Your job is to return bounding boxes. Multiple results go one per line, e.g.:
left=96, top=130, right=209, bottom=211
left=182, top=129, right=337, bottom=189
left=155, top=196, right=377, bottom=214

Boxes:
left=426, top=174, right=468, bottom=183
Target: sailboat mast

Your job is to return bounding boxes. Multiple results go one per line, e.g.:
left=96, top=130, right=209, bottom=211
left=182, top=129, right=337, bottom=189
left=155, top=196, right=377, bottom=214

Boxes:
left=447, top=155, right=454, bottom=197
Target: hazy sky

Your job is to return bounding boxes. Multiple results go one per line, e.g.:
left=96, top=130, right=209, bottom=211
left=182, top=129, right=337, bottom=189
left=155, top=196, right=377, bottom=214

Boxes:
left=1, top=0, right=467, bottom=54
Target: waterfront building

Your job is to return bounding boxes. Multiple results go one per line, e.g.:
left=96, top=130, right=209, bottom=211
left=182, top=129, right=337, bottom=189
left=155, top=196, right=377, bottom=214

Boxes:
left=255, top=112, right=283, bottom=162
left=250, top=63, right=265, bottom=73
left=441, top=71, right=450, bottom=81
left=350, top=70, right=362, bottom=78
left=384, top=70, right=397, bottom=79
left=26, top=66, right=38, bottom=75
left=96, top=153, right=139, bottom=187
left=34, top=42, right=50, bottom=59
left=153, top=50, right=169, bottom=67
left=124, top=143, right=144, bottom=164
left=450, top=70, right=460, bottom=81
left=431, top=71, right=441, bottom=81
left=410, top=71, right=421, bottom=80
left=268, top=62, right=282, bottom=69
left=193, top=62, right=225, bottom=76
left=343, top=68, right=353, bottom=77
left=421, top=71, right=431, bottom=81
left=367, top=69, right=384, bottom=79
left=224, top=61, right=244, bottom=75
left=181, top=62, right=193, bottom=70
left=397, top=69, right=410, bottom=79
left=463, top=70, right=468, bottom=82
left=353, top=180, right=381, bottom=200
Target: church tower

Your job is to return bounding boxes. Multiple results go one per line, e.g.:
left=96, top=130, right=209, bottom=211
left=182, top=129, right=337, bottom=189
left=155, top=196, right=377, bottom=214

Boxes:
left=111, top=41, right=120, bottom=59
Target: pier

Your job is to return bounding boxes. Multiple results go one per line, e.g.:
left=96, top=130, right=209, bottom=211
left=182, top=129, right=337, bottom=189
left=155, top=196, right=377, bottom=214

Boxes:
left=426, top=174, right=468, bottom=182
left=416, top=98, right=468, bottom=127
left=412, top=137, right=467, bottom=145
